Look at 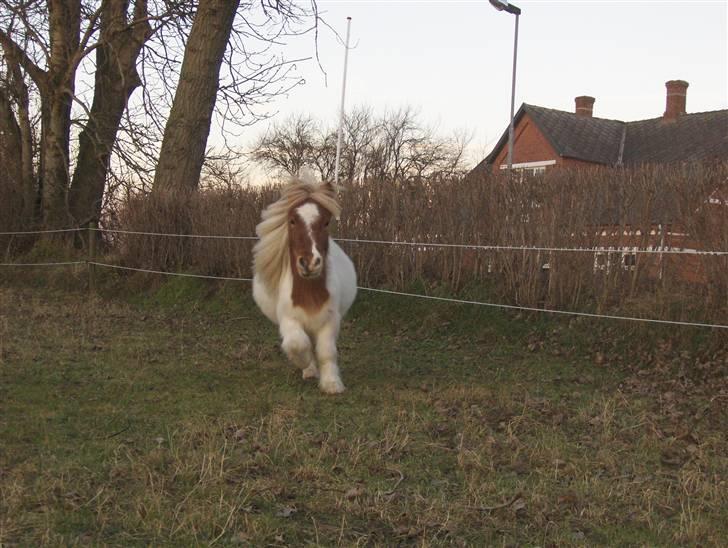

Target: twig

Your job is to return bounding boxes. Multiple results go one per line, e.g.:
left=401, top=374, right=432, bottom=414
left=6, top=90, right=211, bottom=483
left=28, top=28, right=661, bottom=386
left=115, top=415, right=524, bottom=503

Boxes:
left=90, top=420, right=131, bottom=440
left=466, top=492, right=522, bottom=512
left=380, top=468, right=405, bottom=500
left=309, top=484, right=346, bottom=494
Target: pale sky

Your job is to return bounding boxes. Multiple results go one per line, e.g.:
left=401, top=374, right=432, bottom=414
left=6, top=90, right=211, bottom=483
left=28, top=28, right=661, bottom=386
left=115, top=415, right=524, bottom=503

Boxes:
left=239, top=0, right=728, bottom=168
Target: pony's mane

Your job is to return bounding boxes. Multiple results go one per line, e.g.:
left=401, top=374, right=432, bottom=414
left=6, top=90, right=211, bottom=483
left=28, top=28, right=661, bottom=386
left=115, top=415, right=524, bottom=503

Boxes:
left=253, top=177, right=341, bottom=294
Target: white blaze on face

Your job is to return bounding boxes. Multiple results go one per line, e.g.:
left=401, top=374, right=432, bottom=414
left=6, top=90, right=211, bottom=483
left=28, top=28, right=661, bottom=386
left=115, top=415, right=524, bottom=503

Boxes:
left=296, top=202, right=322, bottom=265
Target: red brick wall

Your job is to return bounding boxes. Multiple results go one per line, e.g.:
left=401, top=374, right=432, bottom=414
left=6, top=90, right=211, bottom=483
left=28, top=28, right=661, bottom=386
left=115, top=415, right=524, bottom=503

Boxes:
left=490, top=114, right=602, bottom=173
left=560, top=157, right=601, bottom=169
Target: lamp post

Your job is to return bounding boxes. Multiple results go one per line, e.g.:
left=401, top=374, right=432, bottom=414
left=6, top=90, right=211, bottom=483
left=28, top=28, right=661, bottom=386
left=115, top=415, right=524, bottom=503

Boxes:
left=334, top=17, right=352, bottom=186
left=489, top=0, right=521, bottom=172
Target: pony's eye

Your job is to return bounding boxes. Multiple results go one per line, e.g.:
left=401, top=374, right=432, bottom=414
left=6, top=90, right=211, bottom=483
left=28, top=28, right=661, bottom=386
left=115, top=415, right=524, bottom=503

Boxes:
left=290, top=218, right=296, bottom=225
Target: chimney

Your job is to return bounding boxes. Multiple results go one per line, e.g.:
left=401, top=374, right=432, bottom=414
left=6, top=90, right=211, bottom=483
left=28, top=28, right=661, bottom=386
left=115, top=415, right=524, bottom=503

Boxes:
left=575, top=96, right=595, bottom=118
left=664, top=80, right=689, bottom=120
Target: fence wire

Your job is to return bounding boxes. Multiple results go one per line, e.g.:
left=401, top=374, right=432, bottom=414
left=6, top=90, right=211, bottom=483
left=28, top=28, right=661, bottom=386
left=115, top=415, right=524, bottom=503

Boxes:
left=0, top=228, right=84, bottom=235
left=3, top=227, right=725, bottom=256
left=88, top=262, right=252, bottom=282
left=92, top=228, right=258, bottom=240
left=80, top=261, right=727, bottom=330
left=1, top=235, right=726, bottom=329
left=0, top=261, right=86, bottom=267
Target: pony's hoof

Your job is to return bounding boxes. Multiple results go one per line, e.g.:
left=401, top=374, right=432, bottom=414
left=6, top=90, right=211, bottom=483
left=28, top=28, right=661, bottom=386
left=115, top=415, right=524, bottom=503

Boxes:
left=302, top=365, right=319, bottom=380
left=319, top=377, right=345, bottom=394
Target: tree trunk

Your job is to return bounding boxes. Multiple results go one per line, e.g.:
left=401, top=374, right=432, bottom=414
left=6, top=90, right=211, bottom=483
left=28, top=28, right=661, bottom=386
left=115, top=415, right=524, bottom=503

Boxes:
left=41, top=93, right=72, bottom=228
left=2, top=44, right=39, bottom=224
left=40, top=0, right=81, bottom=228
left=153, top=0, right=240, bottom=192
left=69, top=0, right=151, bottom=224
left=0, top=88, right=23, bottom=217
left=13, top=66, right=36, bottom=222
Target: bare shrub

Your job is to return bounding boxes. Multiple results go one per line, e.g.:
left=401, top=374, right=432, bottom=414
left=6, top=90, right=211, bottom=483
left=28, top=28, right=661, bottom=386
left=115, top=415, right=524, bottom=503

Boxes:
left=113, top=186, right=276, bottom=276
left=110, top=163, right=728, bottom=323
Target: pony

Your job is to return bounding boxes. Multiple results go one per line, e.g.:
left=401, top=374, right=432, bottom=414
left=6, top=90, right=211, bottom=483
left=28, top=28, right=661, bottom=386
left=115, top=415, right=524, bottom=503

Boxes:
left=252, top=177, right=357, bottom=394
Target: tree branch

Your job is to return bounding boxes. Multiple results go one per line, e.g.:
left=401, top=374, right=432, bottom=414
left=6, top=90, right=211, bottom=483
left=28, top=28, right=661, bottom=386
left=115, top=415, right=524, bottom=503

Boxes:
left=0, top=29, right=47, bottom=88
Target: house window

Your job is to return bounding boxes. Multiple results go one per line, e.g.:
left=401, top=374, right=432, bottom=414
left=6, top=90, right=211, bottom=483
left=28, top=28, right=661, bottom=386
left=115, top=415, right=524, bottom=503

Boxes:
left=622, top=251, right=637, bottom=270
left=594, top=251, right=610, bottom=272
left=499, top=160, right=556, bottom=177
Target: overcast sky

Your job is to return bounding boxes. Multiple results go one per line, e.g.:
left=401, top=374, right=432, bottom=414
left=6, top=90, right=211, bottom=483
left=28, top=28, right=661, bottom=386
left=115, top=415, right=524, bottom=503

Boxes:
left=239, top=0, right=727, bottom=168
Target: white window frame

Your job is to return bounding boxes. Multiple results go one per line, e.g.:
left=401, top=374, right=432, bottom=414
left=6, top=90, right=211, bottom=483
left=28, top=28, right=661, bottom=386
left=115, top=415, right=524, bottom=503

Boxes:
left=621, top=248, right=638, bottom=271
left=594, top=250, right=611, bottom=272
left=499, top=159, right=556, bottom=176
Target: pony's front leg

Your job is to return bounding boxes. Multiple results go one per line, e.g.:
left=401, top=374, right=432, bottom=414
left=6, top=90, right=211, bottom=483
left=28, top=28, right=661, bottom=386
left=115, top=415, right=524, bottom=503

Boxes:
left=316, top=322, right=344, bottom=394
left=279, top=319, right=316, bottom=375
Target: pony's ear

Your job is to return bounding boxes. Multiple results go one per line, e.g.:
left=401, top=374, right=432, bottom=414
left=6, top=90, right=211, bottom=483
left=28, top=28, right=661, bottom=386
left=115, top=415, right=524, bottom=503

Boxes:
left=322, top=180, right=342, bottom=196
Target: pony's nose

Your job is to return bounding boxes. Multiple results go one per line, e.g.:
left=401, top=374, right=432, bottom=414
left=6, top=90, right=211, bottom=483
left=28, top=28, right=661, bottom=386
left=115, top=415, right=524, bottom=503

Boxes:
left=313, top=257, right=321, bottom=268
left=298, top=257, right=307, bottom=270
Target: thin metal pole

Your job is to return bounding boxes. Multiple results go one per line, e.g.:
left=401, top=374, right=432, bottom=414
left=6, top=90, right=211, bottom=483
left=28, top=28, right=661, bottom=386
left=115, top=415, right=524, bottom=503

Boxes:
left=507, top=13, right=519, bottom=171
left=334, top=17, right=352, bottom=186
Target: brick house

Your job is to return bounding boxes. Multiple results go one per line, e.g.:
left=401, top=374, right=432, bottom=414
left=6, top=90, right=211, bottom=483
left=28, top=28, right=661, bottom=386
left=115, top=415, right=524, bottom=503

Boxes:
left=472, top=80, right=727, bottom=284
left=473, top=80, right=728, bottom=175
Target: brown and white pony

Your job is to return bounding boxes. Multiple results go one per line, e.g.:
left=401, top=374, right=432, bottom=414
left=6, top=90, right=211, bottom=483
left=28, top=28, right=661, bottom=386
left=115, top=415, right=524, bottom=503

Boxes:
left=252, top=178, right=357, bottom=394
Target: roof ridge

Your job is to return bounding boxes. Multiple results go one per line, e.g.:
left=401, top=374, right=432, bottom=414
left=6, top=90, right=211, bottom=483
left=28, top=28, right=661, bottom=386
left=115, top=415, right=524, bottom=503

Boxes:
left=626, top=108, right=728, bottom=125
left=524, top=103, right=625, bottom=123
left=525, top=103, right=728, bottom=124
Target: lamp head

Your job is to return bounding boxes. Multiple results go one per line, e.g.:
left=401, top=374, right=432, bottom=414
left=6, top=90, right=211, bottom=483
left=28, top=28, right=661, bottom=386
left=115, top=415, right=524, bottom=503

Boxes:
left=489, top=0, right=521, bottom=15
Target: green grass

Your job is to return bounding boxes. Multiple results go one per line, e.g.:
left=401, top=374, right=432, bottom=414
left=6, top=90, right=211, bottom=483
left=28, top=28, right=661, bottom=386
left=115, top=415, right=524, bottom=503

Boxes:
left=1, top=278, right=726, bottom=546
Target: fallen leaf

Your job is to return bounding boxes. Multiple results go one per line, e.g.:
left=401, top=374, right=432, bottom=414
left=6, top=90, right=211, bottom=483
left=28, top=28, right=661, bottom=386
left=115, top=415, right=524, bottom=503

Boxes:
left=660, top=450, right=684, bottom=468
left=344, top=486, right=364, bottom=500
left=230, top=532, right=250, bottom=544
left=276, top=506, right=297, bottom=518
left=558, top=491, right=579, bottom=506
left=512, top=497, right=527, bottom=518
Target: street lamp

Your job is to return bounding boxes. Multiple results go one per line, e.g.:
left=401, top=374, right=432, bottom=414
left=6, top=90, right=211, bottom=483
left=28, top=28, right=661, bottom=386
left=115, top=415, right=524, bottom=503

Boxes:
left=489, top=0, right=521, bottom=172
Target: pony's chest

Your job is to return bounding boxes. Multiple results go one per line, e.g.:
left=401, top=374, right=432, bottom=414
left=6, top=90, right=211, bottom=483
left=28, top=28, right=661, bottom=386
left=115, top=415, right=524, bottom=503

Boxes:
left=291, top=277, right=330, bottom=313
left=285, top=296, right=334, bottom=334
left=279, top=273, right=334, bottom=328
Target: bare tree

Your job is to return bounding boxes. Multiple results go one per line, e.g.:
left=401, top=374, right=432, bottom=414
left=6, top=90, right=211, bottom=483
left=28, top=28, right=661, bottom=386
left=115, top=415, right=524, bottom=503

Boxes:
left=152, top=0, right=240, bottom=192
left=341, top=106, right=376, bottom=183
left=251, top=113, right=317, bottom=177
left=0, top=53, right=34, bottom=221
left=0, top=0, right=82, bottom=227
left=152, top=0, right=321, bottom=192
left=0, top=0, right=157, bottom=228
left=310, top=127, right=337, bottom=181
left=1, top=0, right=323, bottom=230
left=68, top=0, right=152, bottom=225
left=250, top=106, right=471, bottom=183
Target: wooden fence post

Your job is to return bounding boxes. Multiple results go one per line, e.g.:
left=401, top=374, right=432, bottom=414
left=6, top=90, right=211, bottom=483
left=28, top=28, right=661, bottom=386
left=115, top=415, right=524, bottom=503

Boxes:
left=88, top=220, right=96, bottom=294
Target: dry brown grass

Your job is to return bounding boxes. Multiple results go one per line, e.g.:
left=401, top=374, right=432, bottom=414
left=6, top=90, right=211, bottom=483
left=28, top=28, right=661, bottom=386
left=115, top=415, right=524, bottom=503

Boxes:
left=1, top=280, right=726, bottom=545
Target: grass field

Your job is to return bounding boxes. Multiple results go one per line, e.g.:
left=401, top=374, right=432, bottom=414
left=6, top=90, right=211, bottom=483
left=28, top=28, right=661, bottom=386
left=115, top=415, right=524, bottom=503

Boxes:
left=1, top=276, right=727, bottom=546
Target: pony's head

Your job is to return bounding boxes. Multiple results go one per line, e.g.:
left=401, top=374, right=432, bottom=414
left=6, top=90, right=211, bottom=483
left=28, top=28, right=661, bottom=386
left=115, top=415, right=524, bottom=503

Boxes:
left=253, top=177, right=341, bottom=293
left=288, top=199, right=332, bottom=279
